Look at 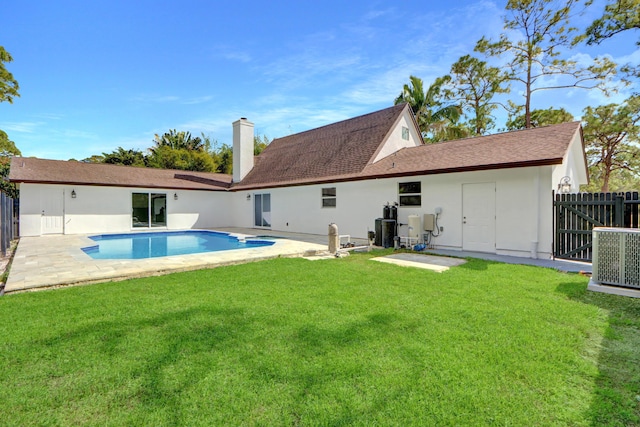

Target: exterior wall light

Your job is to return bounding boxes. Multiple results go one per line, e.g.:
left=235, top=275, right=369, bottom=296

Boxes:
left=71, top=189, right=77, bottom=198
left=558, top=176, right=572, bottom=194
left=246, top=194, right=251, bottom=201
left=174, top=193, right=178, bottom=200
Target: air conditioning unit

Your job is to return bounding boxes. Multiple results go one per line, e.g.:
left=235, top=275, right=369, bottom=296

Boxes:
left=592, top=227, right=640, bottom=289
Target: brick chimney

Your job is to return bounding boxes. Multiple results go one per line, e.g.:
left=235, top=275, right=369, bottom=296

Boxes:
left=232, top=118, right=254, bottom=182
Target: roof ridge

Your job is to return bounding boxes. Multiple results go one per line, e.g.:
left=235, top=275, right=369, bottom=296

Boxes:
left=427, top=120, right=582, bottom=147
left=271, top=103, right=406, bottom=143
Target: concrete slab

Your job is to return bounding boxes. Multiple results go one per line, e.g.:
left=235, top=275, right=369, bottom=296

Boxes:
left=587, top=279, right=640, bottom=298
left=4, top=230, right=327, bottom=294
left=2, top=227, right=596, bottom=294
left=370, top=253, right=467, bottom=272
left=426, top=249, right=592, bottom=273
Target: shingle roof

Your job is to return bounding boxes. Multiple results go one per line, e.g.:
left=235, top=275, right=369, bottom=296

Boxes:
left=233, top=114, right=583, bottom=189
left=234, top=103, right=410, bottom=189
left=9, top=157, right=232, bottom=191
left=361, top=121, right=583, bottom=179
left=8, top=111, right=583, bottom=192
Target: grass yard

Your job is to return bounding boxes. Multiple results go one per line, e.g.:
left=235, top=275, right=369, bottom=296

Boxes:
left=1, top=251, right=639, bottom=426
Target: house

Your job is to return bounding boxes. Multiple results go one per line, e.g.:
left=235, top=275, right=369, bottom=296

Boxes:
left=9, top=103, right=588, bottom=259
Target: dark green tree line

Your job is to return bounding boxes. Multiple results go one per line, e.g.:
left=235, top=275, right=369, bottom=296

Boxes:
left=94, top=132, right=271, bottom=174
left=1, top=46, right=20, bottom=198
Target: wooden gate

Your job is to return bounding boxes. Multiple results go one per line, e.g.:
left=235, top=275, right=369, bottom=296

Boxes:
left=554, top=191, right=640, bottom=261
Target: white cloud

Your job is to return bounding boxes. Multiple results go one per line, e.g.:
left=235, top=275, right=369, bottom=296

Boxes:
left=129, top=94, right=213, bottom=106
left=222, top=51, right=252, bottom=63
left=130, top=94, right=180, bottom=104
left=0, top=121, right=44, bottom=133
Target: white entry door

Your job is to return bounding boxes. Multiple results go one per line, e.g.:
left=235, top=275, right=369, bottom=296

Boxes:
left=41, top=188, right=64, bottom=234
left=462, top=182, right=495, bottom=253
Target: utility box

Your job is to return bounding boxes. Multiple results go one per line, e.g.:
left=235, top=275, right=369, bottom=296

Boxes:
left=374, top=218, right=396, bottom=248
left=381, top=219, right=396, bottom=248
left=408, top=215, right=421, bottom=238
left=423, top=214, right=435, bottom=232
left=375, top=218, right=382, bottom=247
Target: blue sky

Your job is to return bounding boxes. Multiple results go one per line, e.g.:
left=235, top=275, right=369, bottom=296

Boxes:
left=1, top=0, right=638, bottom=160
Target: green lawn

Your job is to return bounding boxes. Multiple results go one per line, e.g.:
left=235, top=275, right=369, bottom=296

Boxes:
left=1, top=252, right=639, bottom=426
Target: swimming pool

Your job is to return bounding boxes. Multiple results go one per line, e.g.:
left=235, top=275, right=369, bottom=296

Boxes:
left=81, top=230, right=275, bottom=260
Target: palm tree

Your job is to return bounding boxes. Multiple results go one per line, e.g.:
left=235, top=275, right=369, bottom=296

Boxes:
left=395, top=75, right=466, bottom=143
left=102, top=147, right=147, bottom=167
left=152, top=129, right=204, bottom=152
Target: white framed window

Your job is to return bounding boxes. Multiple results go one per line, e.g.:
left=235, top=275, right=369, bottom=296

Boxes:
left=402, top=126, right=410, bottom=140
left=398, top=182, right=421, bottom=207
left=322, top=187, right=336, bottom=208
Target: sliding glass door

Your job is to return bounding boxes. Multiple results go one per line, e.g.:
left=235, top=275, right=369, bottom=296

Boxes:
left=254, top=193, right=271, bottom=227
left=132, top=192, right=167, bottom=228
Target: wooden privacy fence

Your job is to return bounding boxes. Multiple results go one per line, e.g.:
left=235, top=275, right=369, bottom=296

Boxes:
left=554, top=191, right=640, bottom=262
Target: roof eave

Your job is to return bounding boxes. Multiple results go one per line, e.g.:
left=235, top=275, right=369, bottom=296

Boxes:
left=10, top=179, right=230, bottom=191
left=230, top=158, right=564, bottom=191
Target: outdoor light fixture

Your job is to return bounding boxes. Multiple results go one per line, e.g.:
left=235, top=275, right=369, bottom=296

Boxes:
left=558, top=176, right=572, bottom=194
left=174, top=193, right=178, bottom=200
left=246, top=194, right=251, bottom=201
left=71, top=189, right=76, bottom=198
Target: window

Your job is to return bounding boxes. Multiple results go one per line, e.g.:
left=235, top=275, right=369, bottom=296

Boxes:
left=399, top=182, right=421, bottom=206
left=132, top=192, right=166, bottom=228
left=402, top=126, right=409, bottom=140
left=322, top=187, right=336, bottom=208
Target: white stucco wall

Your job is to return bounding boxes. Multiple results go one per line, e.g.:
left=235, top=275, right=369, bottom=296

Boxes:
left=372, top=110, right=422, bottom=162
left=16, top=184, right=44, bottom=237
left=231, top=165, right=557, bottom=259
left=17, top=165, right=562, bottom=259
left=552, top=128, right=588, bottom=193
left=18, top=183, right=230, bottom=236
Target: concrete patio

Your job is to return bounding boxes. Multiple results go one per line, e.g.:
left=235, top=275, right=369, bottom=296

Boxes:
left=2, top=227, right=591, bottom=294
left=3, top=229, right=333, bottom=294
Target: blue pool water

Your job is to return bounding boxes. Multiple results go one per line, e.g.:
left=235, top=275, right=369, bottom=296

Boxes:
left=82, top=230, right=275, bottom=260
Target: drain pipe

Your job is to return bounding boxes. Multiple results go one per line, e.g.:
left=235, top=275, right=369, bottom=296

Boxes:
left=531, top=171, right=540, bottom=259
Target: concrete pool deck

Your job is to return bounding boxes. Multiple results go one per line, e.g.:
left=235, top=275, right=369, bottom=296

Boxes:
left=3, top=229, right=332, bottom=294
left=2, top=227, right=590, bottom=294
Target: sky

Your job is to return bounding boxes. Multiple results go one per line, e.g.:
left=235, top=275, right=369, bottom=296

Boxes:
left=1, top=0, right=639, bottom=161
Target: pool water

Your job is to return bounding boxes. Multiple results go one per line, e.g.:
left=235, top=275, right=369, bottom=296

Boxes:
left=82, top=230, right=275, bottom=260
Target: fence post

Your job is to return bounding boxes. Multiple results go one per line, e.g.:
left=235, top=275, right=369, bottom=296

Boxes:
left=614, top=194, right=624, bottom=227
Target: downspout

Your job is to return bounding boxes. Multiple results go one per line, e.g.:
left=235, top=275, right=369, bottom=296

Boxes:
left=62, top=188, right=66, bottom=235
left=531, top=170, right=540, bottom=259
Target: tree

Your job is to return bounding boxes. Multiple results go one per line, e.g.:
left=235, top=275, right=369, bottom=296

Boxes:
left=205, top=134, right=270, bottom=174
left=80, top=155, right=105, bottom=163
left=254, top=134, right=270, bottom=155
left=146, top=145, right=216, bottom=172
left=443, top=55, right=510, bottom=135
left=147, top=129, right=217, bottom=172
left=475, top=0, right=617, bottom=128
left=1, top=46, right=20, bottom=197
left=102, top=147, right=147, bottom=167
left=152, top=129, right=204, bottom=152
left=582, top=95, right=640, bottom=192
left=505, top=107, right=575, bottom=130
left=583, top=0, right=640, bottom=45
left=212, top=143, right=233, bottom=174
left=394, top=75, right=466, bottom=142
left=0, top=46, right=19, bottom=104
left=0, top=130, right=21, bottom=198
